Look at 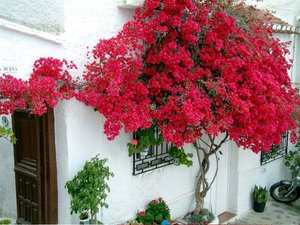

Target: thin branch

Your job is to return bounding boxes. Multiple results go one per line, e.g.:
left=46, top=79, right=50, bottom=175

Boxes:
left=209, top=131, right=229, bottom=156
left=199, top=138, right=211, bottom=148
left=207, top=152, right=219, bottom=192
left=193, top=141, right=202, bottom=166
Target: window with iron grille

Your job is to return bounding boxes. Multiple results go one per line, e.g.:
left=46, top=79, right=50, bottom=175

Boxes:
left=132, top=129, right=175, bottom=175
left=260, top=133, right=288, bottom=165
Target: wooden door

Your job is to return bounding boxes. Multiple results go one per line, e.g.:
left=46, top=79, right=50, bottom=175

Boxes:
left=13, top=109, right=57, bottom=224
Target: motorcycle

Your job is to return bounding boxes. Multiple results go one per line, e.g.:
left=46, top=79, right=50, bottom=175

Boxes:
left=270, top=166, right=300, bottom=203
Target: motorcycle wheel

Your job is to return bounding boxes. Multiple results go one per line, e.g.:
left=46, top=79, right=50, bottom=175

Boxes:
left=270, top=182, right=299, bottom=203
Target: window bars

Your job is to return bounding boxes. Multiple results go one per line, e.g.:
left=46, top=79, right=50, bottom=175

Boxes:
left=132, top=129, right=174, bottom=175
left=261, top=133, right=288, bottom=165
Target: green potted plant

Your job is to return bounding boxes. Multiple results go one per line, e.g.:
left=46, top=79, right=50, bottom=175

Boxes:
left=136, top=198, right=170, bottom=224
left=285, top=142, right=300, bottom=178
left=127, top=125, right=163, bottom=156
left=79, top=212, right=90, bottom=225
left=65, top=155, right=114, bottom=224
left=168, top=146, right=193, bottom=167
left=253, top=185, right=268, bottom=213
left=0, top=219, right=11, bottom=225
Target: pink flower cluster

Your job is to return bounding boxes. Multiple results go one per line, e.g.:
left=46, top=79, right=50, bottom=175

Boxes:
left=29, top=57, right=77, bottom=115
left=78, top=0, right=298, bottom=152
left=0, top=0, right=299, bottom=154
left=0, top=57, right=77, bottom=116
left=0, top=75, right=28, bottom=114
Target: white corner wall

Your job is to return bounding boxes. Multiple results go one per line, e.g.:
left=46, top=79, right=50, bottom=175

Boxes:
left=0, top=0, right=64, bottom=34
left=227, top=143, right=292, bottom=214
left=61, top=99, right=201, bottom=224
left=0, top=115, right=16, bottom=219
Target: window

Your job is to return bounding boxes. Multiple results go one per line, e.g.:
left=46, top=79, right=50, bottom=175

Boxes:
left=260, top=133, right=288, bottom=165
left=132, top=129, right=175, bottom=175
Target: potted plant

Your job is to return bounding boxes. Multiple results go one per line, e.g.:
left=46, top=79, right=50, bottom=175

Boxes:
left=253, top=185, right=268, bottom=213
left=168, top=146, right=193, bottom=167
left=79, top=212, right=90, bottom=225
left=0, top=219, right=11, bottom=225
left=65, top=154, right=114, bottom=224
left=285, top=142, right=300, bottom=178
left=136, top=198, right=170, bottom=224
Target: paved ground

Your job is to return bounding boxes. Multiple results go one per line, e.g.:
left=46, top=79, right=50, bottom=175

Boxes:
left=228, top=199, right=300, bottom=225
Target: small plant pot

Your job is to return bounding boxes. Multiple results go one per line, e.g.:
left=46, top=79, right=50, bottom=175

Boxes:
left=140, top=148, right=149, bottom=157
left=253, top=201, right=266, bottom=213
left=173, top=158, right=180, bottom=166
left=79, top=218, right=90, bottom=225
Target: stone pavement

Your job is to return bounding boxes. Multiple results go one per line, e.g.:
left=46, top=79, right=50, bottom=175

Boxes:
left=228, top=199, right=300, bottom=225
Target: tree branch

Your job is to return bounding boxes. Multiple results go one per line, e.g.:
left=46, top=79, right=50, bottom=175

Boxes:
left=207, top=152, right=219, bottom=192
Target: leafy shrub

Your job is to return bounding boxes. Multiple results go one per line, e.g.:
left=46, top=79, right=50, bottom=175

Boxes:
left=0, top=219, right=11, bottom=225
left=65, top=155, right=114, bottom=222
left=169, top=146, right=193, bottom=167
left=285, top=142, right=300, bottom=173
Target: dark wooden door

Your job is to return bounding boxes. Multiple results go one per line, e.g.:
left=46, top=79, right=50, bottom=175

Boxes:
left=13, top=109, right=58, bottom=224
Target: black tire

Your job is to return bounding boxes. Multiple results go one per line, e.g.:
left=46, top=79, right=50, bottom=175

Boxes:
left=270, top=182, right=300, bottom=203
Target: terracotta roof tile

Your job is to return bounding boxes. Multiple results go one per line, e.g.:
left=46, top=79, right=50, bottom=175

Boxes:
left=247, top=6, right=299, bottom=34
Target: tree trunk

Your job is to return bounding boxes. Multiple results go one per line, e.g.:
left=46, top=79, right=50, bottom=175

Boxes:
left=192, top=133, right=228, bottom=215
left=194, top=192, right=205, bottom=215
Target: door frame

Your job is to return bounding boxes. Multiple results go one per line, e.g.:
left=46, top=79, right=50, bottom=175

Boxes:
left=12, top=108, right=58, bottom=224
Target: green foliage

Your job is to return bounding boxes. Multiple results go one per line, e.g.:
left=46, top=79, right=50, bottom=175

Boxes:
left=253, top=185, right=268, bottom=204
left=79, top=211, right=89, bottom=220
left=128, top=126, right=163, bottom=156
left=285, top=142, right=300, bottom=173
left=169, top=146, right=193, bottom=167
left=0, top=126, right=16, bottom=144
left=188, top=213, right=204, bottom=224
left=65, top=155, right=114, bottom=221
left=136, top=198, right=170, bottom=224
left=0, top=219, right=11, bottom=225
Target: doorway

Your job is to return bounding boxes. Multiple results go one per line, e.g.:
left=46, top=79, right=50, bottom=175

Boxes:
left=12, top=109, right=57, bottom=224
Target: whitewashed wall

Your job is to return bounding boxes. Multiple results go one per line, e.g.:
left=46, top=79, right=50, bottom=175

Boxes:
left=0, top=0, right=299, bottom=223
left=0, top=0, right=64, bottom=33
left=228, top=143, right=292, bottom=214
left=0, top=115, right=16, bottom=218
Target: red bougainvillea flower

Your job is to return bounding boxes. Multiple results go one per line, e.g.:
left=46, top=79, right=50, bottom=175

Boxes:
left=79, top=0, right=298, bottom=153
left=0, top=57, right=77, bottom=116
left=138, top=211, right=145, bottom=216
left=0, top=75, right=28, bottom=114
left=151, top=200, right=157, bottom=204
left=158, top=197, right=162, bottom=201
left=131, top=139, right=138, bottom=146
left=29, top=57, right=77, bottom=115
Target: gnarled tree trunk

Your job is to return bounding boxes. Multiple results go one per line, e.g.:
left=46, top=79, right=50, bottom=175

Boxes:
left=193, top=132, right=228, bottom=215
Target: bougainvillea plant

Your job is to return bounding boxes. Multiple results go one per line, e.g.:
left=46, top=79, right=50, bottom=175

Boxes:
left=0, top=57, right=77, bottom=116
left=77, top=0, right=299, bottom=214
left=1, top=0, right=300, bottom=216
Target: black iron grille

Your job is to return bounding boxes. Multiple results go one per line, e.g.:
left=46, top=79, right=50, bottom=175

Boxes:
left=261, top=133, right=288, bottom=165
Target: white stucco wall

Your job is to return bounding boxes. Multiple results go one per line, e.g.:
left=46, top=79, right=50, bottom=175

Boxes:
left=61, top=99, right=202, bottom=224
left=0, top=0, right=299, bottom=223
left=0, top=0, right=64, bottom=34
left=233, top=146, right=291, bottom=214
left=0, top=115, right=16, bottom=219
